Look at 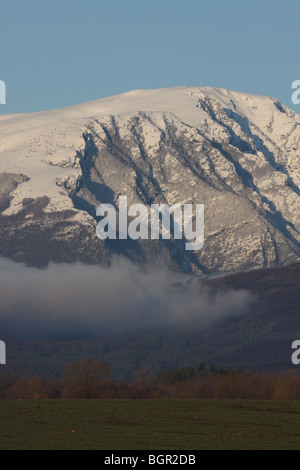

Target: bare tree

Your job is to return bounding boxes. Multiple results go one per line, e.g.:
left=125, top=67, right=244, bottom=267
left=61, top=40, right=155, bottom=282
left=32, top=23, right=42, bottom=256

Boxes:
left=62, top=359, right=112, bottom=398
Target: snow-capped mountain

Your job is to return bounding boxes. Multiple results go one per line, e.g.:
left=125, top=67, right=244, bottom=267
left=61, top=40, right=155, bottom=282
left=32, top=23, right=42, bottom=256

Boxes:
left=0, top=86, right=300, bottom=275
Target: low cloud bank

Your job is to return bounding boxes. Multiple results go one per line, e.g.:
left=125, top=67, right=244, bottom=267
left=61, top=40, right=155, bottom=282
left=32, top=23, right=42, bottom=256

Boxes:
left=0, top=257, right=255, bottom=340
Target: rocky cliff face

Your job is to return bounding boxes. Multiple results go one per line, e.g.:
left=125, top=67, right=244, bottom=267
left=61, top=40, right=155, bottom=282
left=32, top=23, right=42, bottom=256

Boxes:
left=0, top=86, right=299, bottom=274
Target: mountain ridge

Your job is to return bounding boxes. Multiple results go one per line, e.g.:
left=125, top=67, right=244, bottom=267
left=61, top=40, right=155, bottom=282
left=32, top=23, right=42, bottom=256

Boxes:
left=1, top=86, right=300, bottom=274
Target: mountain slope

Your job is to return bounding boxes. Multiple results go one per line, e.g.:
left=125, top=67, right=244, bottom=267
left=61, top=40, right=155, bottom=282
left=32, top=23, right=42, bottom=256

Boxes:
left=0, top=86, right=300, bottom=274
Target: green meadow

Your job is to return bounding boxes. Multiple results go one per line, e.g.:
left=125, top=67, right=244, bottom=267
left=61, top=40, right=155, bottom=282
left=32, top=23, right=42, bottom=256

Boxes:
left=0, top=399, right=299, bottom=450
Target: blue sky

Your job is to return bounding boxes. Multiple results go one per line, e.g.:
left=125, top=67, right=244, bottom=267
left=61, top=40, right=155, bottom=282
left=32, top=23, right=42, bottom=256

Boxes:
left=0, top=0, right=299, bottom=113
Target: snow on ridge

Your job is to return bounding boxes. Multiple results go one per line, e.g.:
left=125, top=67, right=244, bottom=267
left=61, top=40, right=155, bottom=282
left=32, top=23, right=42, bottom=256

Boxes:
left=0, top=86, right=299, bottom=217
left=1, top=86, right=291, bottom=129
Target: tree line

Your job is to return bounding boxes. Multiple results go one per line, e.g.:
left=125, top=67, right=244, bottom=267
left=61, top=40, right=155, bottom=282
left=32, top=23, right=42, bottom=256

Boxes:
left=0, top=359, right=299, bottom=400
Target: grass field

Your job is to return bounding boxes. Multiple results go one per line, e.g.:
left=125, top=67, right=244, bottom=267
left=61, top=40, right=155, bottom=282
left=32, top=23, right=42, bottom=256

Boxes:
left=0, top=399, right=299, bottom=450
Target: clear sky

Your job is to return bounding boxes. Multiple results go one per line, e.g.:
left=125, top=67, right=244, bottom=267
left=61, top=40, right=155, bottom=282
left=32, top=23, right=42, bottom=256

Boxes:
left=0, top=0, right=299, bottom=114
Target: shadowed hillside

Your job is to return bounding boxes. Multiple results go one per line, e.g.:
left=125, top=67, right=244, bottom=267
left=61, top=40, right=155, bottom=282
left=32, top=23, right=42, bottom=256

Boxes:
left=2, top=262, right=300, bottom=377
